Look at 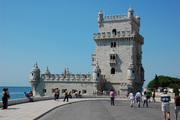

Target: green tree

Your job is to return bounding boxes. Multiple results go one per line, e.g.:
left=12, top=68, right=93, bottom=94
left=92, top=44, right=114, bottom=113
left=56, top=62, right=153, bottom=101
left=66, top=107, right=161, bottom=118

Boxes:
left=147, top=75, right=180, bottom=93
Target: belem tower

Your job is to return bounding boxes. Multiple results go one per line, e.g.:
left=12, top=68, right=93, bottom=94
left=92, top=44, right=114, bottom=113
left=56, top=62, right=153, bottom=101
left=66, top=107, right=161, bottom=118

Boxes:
left=29, top=7, right=145, bottom=97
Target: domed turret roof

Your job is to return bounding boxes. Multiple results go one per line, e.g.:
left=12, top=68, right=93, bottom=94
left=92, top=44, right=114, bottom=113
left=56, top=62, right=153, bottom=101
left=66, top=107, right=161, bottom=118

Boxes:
left=32, top=63, right=40, bottom=73
left=98, top=10, right=103, bottom=15
left=44, top=67, right=51, bottom=75
left=128, top=6, right=134, bottom=12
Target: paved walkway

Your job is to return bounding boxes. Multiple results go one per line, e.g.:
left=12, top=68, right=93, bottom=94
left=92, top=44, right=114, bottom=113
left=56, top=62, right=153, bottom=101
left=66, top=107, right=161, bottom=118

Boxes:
left=0, top=97, right=175, bottom=120
left=0, top=98, right=113, bottom=120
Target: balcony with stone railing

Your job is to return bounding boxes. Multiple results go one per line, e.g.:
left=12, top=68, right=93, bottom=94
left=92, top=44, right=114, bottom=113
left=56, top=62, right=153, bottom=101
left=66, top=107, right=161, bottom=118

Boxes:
left=109, top=59, right=116, bottom=66
left=93, top=31, right=132, bottom=40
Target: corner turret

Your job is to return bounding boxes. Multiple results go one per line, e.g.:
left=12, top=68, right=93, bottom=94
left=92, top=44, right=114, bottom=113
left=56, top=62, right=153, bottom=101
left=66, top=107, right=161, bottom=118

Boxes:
left=128, top=6, right=134, bottom=18
left=30, top=63, right=40, bottom=81
left=93, top=62, right=101, bottom=81
left=29, top=63, right=41, bottom=92
left=98, top=10, right=103, bottom=23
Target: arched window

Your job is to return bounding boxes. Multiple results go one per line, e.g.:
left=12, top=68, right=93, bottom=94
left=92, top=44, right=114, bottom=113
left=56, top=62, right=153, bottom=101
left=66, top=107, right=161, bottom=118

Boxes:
left=111, top=68, right=115, bottom=74
left=112, top=29, right=117, bottom=35
left=111, top=42, right=114, bottom=47
left=111, top=42, right=116, bottom=48
left=110, top=56, right=113, bottom=59
left=113, top=55, right=115, bottom=60
left=97, top=73, right=99, bottom=77
left=114, top=42, right=116, bottom=47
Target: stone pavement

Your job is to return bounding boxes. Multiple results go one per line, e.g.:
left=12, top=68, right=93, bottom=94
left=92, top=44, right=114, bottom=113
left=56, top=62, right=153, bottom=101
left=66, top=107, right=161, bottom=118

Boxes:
left=0, top=98, right=113, bottom=120
left=0, top=97, right=175, bottom=120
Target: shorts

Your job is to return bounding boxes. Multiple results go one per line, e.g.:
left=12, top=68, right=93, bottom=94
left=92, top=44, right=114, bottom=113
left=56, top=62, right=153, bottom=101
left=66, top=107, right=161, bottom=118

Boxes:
left=162, top=104, right=170, bottom=112
left=174, top=106, right=180, bottom=115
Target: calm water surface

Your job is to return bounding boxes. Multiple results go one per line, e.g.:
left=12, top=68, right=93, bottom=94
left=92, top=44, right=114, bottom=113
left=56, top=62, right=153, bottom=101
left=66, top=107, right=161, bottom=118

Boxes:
left=0, top=86, right=32, bottom=101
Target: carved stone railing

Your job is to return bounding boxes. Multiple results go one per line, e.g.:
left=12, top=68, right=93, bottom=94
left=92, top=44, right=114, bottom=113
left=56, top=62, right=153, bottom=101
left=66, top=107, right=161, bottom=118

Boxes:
left=41, top=74, right=92, bottom=82
left=93, top=31, right=132, bottom=39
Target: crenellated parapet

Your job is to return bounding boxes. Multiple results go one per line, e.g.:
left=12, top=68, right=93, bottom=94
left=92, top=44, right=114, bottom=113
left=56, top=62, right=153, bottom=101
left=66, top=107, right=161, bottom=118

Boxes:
left=103, top=14, right=127, bottom=20
left=41, top=73, right=92, bottom=82
left=98, top=9, right=140, bottom=24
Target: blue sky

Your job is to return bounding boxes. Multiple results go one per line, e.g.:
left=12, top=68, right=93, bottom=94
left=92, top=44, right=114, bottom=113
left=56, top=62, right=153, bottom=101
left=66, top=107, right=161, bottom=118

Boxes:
left=0, top=0, right=179, bottom=87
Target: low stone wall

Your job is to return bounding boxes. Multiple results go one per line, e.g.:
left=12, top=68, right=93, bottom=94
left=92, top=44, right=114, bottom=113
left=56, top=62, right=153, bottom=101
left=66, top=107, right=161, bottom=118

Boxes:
left=0, top=96, right=54, bottom=108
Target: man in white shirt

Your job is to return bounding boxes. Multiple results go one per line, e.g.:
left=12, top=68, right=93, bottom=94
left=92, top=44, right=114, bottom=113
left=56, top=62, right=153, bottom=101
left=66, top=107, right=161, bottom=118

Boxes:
left=128, top=91, right=134, bottom=107
left=135, top=90, right=142, bottom=107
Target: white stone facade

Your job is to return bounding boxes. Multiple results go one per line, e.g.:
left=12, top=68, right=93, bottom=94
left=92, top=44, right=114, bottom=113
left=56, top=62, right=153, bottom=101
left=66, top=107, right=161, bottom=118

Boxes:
left=92, top=7, right=144, bottom=94
left=30, top=66, right=97, bottom=96
left=29, top=7, right=144, bottom=97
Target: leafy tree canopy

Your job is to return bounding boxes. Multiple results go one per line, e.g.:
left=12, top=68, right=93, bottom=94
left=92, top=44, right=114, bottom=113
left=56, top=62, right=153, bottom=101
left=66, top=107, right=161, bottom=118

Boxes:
left=147, top=75, right=180, bottom=92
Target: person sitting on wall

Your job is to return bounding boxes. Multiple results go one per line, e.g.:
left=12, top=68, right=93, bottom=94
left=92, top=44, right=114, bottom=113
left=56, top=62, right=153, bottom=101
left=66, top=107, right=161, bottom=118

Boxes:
left=29, top=91, right=33, bottom=97
left=54, top=88, right=60, bottom=101
left=24, top=92, right=33, bottom=102
left=28, top=91, right=34, bottom=101
left=75, top=91, right=82, bottom=98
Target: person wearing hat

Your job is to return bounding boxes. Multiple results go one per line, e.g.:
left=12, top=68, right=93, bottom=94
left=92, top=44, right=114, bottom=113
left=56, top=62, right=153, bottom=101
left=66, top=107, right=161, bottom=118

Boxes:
left=160, top=89, right=171, bottom=120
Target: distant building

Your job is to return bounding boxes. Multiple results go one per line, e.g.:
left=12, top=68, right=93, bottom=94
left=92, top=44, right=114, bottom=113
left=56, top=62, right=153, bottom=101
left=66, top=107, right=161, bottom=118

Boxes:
left=30, top=7, right=145, bottom=96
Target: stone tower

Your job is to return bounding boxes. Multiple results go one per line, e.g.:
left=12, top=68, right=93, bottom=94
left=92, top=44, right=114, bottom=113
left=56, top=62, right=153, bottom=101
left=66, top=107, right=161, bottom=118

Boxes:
left=30, top=63, right=41, bottom=95
left=92, top=7, right=145, bottom=94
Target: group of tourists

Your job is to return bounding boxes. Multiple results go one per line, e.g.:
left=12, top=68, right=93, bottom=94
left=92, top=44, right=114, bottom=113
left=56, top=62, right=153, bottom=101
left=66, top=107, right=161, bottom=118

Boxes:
left=110, top=88, right=180, bottom=120
left=54, top=88, right=80, bottom=102
left=160, top=89, right=180, bottom=120
left=127, top=89, right=180, bottom=120
left=128, top=90, right=143, bottom=107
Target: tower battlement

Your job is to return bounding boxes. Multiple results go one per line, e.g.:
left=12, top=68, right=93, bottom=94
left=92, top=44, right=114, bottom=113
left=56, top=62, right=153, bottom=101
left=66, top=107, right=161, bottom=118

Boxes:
left=103, top=14, right=127, bottom=20
left=41, top=73, right=92, bottom=82
left=98, top=8, right=140, bottom=24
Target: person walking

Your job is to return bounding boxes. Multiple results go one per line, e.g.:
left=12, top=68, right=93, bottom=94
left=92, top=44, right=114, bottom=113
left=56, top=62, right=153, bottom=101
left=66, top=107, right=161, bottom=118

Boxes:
left=109, top=89, right=115, bottom=106
left=143, top=91, right=148, bottom=107
left=152, top=90, right=156, bottom=102
left=128, top=91, right=134, bottom=107
left=135, top=90, right=142, bottom=107
left=147, top=89, right=152, bottom=102
left=2, top=88, right=10, bottom=109
left=160, top=89, right=171, bottom=120
left=174, top=92, right=180, bottom=120
left=63, top=89, right=68, bottom=102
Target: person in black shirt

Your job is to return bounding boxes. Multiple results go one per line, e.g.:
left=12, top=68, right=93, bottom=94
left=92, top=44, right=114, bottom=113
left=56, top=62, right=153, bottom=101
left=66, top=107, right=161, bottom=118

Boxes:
left=174, top=92, right=180, bottom=120
left=2, top=88, right=9, bottom=109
